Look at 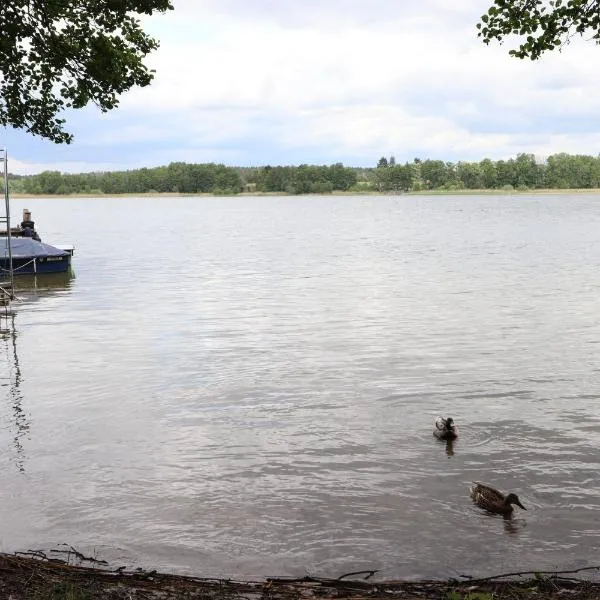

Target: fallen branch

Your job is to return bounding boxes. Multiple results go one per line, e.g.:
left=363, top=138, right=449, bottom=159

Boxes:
left=459, top=564, right=600, bottom=583
left=51, top=544, right=109, bottom=565
left=337, top=569, right=379, bottom=581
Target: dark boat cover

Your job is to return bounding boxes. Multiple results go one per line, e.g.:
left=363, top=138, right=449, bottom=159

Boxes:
left=0, top=237, right=69, bottom=258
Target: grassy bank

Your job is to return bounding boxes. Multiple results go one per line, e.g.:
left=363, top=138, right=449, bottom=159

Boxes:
left=1, top=552, right=600, bottom=600
left=407, top=187, right=600, bottom=196
left=8, top=187, right=600, bottom=200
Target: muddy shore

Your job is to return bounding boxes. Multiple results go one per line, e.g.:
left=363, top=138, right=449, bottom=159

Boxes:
left=1, top=552, right=600, bottom=600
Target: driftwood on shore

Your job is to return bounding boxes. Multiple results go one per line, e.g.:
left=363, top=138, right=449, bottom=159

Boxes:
left=1, top=550, right=600, bottom=599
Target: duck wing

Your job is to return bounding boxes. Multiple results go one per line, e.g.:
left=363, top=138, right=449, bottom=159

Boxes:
left=470, top=482, right=505, bottom=504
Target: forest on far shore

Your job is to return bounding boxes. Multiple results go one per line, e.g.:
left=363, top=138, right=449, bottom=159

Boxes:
left=5, top=152, right=600, bottom=196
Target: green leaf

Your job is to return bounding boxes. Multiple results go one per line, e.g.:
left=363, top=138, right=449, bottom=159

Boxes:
left=0, top=0, right=173, bottom=143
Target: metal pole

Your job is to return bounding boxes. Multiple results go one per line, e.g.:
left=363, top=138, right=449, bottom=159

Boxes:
left=3, top=149, right=14, bottom=298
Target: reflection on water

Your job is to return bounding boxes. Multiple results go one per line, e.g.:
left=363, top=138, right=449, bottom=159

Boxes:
left=13, top=270, right=75, bottom=295
left=0, top=313, right=29, bottom=473
left=0, top=270, right=73, bottom=474
left=503, top=516, right=527, bottom=536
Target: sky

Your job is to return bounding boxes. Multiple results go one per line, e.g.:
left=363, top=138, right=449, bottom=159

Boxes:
left=3, top=0, right=600, bottom=174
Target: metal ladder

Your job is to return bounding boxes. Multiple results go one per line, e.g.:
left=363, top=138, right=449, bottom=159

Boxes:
left=0, top=148, right=14, bottom=306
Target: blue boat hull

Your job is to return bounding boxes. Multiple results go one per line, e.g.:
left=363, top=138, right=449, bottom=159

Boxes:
left=0, top=254, right=71, bottom=274
left=0, top=237, right=72, bottom=275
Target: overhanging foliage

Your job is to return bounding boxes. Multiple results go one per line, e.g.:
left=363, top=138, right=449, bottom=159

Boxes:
left=478, top=0, right=600, bottom=59
left=0, top=0, right=173, bottom=143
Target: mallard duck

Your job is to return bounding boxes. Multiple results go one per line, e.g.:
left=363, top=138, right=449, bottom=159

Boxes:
left=434, top=416, right=458, bottom=440
left=469, top=482, right=526, bottom=515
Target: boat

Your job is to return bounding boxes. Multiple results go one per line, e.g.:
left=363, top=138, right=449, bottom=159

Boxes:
left=0, top=209, right=73, bottom=275
left=0, top=237, right=72, bottom=274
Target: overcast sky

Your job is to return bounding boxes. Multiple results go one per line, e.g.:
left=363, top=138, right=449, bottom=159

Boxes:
left=3, top=0, right=600, bottom=174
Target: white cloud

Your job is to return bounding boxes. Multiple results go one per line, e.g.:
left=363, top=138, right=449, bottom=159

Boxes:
left=7, top=0, right=600, bottom=173
left=8, top=157, right=123, bottom=176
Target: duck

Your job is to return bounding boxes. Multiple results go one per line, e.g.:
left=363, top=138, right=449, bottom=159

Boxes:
left=469, top=482, right=526, bottom=515
left=433, top=416, right=458, bottom=440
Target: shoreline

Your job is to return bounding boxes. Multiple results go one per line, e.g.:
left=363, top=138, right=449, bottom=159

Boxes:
left=2, top=552, right=600, bottom=599
left=9, top=188, right=600, bottom=199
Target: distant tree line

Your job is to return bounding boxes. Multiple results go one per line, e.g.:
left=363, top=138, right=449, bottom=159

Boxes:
left=373, top=153, right=600, bottom=192
left=11, top=163, right=246, bottom=196
left=5, top=153, right=600, bottom=195
left=7, top=162, right=358, bottom=195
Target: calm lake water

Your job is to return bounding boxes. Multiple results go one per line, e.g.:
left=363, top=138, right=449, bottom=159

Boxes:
left=1, top=193, right=600, bottom=580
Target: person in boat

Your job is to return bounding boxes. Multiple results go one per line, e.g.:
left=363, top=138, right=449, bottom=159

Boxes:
left=21, top=226, right=41, bottom=241
left=20, top=223, right=41, bottom=242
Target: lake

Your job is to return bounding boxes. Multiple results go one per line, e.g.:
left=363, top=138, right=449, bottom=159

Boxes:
left=0, top=193, right=599, bottom=580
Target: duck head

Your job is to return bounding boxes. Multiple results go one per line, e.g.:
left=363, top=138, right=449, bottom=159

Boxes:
left=505, top=493, right=526, bottom=510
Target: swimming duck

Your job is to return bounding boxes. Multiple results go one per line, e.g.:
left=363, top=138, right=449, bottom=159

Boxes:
left=434, top=416, right=458, bottom=440
left=469, top=482, right=526, bottom=515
